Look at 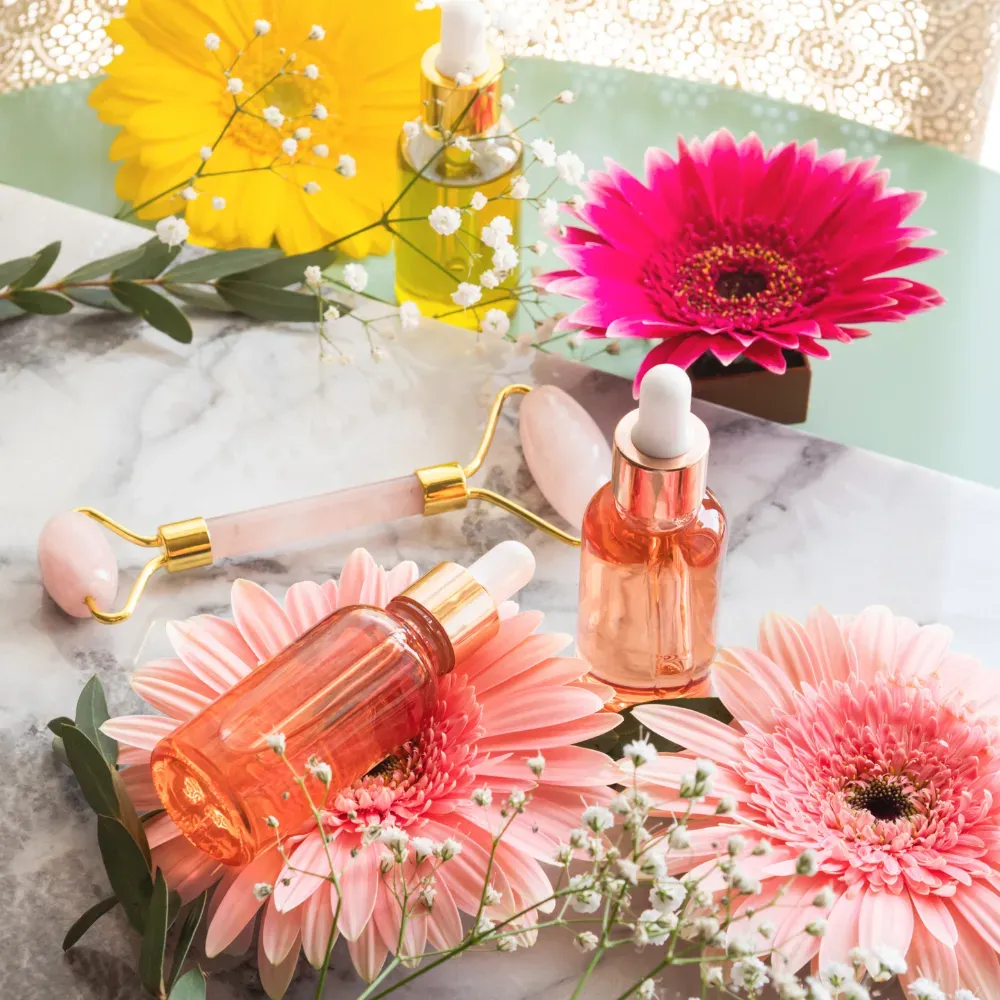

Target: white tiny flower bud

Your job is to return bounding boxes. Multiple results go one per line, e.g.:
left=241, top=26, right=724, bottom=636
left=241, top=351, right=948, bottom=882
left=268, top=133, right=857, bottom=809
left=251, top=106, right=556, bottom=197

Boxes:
left=265, top=732, right=286, bottom=755
left=181, top=186, right=198, bottom=202
left=337, top=153, right=357, bottom=178
left=254, top=19, right=271, bottom=35
left=455, top=71, right=473, bottom=86
left=265, top=815, right=279, bottom=829
left=303, top=64, right=319, bottom=80
left=668, top=824, right=690, bottom=850
left=805, top=918, right=827, bottom=936
left=399, top=300, right=421, bottom=329
left=483, top=886, right=502, bottom=906
left=510, top=175, right=530, bottom=199
left=479, top=269, right=500, bottom=290
left=282, top=138, right=298, bottom=157
left=751, top=838, right=773, bottom=856
left=451, top=282, right=482, bottom=308
left=527, top=754, right=545, bottom=777
left=411, top=837, right=435, bottom=862
left=227, top=77, right=244, bottom=95
left=343, top=263, right=368, bottom=293
left=715, top=796, right=737, bottom=815
left=555, top=844, right=572, bottom=865
left=727, top=834, right=746, bottom=857
left=796, top=850, right=819, bottom=876
left=622, top=738, right=656, bottom=768
left=204, top=33, right=221, bottom=51
left=263, top=105, right=284, bottom=127
left=252, top=882, right=273, bottom=900
left=429, top=205, right=462, bottom=236
left=453, top=135, right=471, bottom=152
left=813, top=886, right=835, bottom=908
left=557, top=89, right=576, bottom=104
left=303, top=181, right=321, bottom=194
left=472, top=786, right=492, bottom=807
left=312, top=103, right=328, bottom=120
left=294, top=126, right=312, bottom=140
left=312, top=143, right=329, bottom=158
left=581, top=805, right=614, bottom=833
left=309, top=24, right=326, bottom=40
left=211, top=196, right=226, bottom=211
left=470, top=191, right=488, bottom=211
left=574, top=931, right=599, bottom=953
left=500, top=93, right=515, bottom=111
left=199, top=145, right=213, bottom=161
left=437, top=838, right=461, bottom=861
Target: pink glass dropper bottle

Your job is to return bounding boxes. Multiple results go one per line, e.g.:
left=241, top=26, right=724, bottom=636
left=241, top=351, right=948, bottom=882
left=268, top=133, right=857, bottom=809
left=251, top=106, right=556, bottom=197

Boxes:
left=150, top=540, right=535, bottom=867
left=577, top=365, right=727, bottom=708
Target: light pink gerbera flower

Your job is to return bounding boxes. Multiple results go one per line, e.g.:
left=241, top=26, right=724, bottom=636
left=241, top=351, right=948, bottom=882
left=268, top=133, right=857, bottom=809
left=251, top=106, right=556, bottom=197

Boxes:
left=539, top=130, right=943, bottom=389
left=102, top=549, right=621, bottom=996
left=629, top=605, right=1000, bottom=998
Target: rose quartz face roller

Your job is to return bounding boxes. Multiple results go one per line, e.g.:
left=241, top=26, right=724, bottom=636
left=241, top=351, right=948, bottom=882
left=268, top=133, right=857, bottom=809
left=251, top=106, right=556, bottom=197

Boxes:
left=39, top=384, right=611, bottom=624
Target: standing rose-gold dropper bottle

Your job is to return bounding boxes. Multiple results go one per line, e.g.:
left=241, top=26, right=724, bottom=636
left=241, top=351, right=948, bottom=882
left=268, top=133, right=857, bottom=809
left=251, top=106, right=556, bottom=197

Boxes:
left=150, top=541, right=535, bottom=867
left=577, top=365, right=727, bottom=708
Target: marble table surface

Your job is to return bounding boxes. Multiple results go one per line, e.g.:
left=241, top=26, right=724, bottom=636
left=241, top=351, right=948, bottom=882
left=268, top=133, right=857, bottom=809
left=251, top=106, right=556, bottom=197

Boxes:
left=3, top=184, right=1000, bottom=999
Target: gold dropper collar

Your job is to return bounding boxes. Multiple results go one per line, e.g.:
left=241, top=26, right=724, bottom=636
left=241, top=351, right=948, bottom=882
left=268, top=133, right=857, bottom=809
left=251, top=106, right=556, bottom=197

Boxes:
left=420, top=43, right=504, bottom=136
left=71, top=385, right=580, bottom=625
left=399, top=561, right=499, bottom=664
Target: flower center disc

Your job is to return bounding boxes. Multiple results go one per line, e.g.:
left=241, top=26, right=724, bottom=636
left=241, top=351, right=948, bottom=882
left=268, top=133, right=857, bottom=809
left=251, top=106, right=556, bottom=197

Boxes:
left=715, top=269, right=769, bottom=300
left=848, top=776, right=914, bottom=821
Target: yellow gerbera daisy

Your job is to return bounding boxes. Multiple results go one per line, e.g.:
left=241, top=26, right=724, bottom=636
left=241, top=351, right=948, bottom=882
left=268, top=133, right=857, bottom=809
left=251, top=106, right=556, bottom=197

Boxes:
left=90, top=0, right=437, bottom=256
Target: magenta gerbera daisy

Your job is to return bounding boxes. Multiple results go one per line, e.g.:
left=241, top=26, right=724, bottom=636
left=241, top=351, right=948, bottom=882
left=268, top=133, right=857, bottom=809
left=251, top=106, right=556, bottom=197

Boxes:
left=539, top=130, right=943, bottom=388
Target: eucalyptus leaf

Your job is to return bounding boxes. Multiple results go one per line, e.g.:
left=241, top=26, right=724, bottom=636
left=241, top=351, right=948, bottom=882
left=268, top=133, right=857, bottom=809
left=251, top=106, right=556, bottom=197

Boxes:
left=167, top=891, right=207, bottom=992
left=168, top=969, right=207, bottom=1000
left=62, top=245, right=149, bottom=283
left=47, top=715, right=75, bottom=736
left=97, top=815, right=153, bottom=932
left=75, top=675, right=117, bottom=765
left=8, top=290, right=73, bottom=314
left=164, top=283, right=236, bottom=313
left=12, top=241, right=61, bottom=289
left=62, top=895, right=119, bottom=951
left=65, top=287, right=131, bottom=312
left=112, top=237, right=181, bottom=281
left=0, top=299, right=25, bottom=320
left=165, top=248, right=284, bottom=283
left=140, top=870, right=169, bottom=996
left=216, top=279, right=324, bottom=323
left=111, top=281, right=193, bottom=343
left=235, top=249, right=336, bottom=288
left=0, top=254, right=39, bottom=289
left=112, top=766, right=152, bottom=868
left=63, top=724, right=119, bottom=817
left=52, top=735, right=68, bottom=767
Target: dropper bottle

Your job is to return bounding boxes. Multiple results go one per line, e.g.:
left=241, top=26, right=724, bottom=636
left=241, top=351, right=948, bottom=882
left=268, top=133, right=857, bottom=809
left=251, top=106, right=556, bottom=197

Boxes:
left=150, top=541, right=535, bottom=866
left=576, top=366, right=727, bottom=708
left=394, top=0, right=522, bottom=329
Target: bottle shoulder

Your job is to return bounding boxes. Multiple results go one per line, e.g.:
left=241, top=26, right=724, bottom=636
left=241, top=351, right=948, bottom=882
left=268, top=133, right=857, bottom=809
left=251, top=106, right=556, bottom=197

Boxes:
left=581, top=482, right=726, bottom=565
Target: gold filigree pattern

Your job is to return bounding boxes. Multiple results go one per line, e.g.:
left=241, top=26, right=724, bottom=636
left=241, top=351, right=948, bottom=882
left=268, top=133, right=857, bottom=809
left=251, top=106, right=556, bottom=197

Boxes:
left=1, top=0, right=996, bottom=155
left=491, top=0, right=1000, bottom=155
left=0, top=0, right=123, bottom=89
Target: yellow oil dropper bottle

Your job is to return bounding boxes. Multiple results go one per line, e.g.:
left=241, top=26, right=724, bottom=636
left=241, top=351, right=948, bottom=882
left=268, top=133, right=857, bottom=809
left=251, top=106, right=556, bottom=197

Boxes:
left=394, top=0, right=521, bottom=329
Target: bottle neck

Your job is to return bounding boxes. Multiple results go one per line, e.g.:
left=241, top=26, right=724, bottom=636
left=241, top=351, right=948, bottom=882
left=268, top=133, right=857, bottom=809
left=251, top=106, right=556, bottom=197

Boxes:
left=611, top=409, right=711, bottom=530
left=387, top=595, right=456, bottom=677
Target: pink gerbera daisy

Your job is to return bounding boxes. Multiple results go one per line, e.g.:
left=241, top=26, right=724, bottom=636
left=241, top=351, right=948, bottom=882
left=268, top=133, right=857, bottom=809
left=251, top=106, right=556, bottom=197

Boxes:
left=628, top=605, right=1000, bottom=997
left=102, top=548, right=621, bottom=996
left=539, top=131, right=943, bottom=389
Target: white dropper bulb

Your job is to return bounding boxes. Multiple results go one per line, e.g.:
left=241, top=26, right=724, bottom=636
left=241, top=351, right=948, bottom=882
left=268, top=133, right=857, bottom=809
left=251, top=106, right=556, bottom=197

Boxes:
left=630, top=364, right=694, bottom=459
left=468, top=540, right=535, bottom=605
left=436, top=0, right=489, bottom=79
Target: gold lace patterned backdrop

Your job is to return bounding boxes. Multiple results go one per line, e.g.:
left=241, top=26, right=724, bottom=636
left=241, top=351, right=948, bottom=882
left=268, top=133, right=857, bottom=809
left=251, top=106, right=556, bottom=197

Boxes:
left=1, top=0, right=998, bottom=155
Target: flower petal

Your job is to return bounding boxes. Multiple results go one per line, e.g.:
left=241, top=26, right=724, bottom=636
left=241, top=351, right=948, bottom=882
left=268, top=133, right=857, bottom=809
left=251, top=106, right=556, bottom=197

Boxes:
left=283, top=581, right=333, bottom=637
left=758, top=610, right=823, bottom=689
left=101, top=714, right=179, bottom=750
left=258, top=928, right=301, bottom=1000
left=911, top=891, right=958, bottom=947
left=300, top=882, right=336, bottom=969
left=338, top=842, right=380, bottom=941
left=262, top=898, right=304, bottom=965
left=819, top=884, right=865, bottom=967
left=274, top=832, right=332, bottom=913
left=630, top=704, right=745, bottom=763
left=131, top=659, right=217, bottom=720
left=347, top=913, right=389, bottom=983
left=167, top=614, right=257, bottom=690
left=231, top=579, right=297, bottom=661
left=205, top=848, right=284, bottom=957
left=385, top=560, right=419, bottom=597
left=337, top=548, right=378, bottom=607
left=859, top=887, right=914, bottom=955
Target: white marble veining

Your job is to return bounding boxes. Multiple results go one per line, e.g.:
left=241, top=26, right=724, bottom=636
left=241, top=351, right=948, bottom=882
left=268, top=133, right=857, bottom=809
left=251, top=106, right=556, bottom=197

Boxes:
left=3, top=185, right=1000, bottom=999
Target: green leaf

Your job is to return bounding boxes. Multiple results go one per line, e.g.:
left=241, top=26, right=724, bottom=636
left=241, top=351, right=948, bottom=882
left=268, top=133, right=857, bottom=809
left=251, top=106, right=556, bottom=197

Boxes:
left=97, top=815, right=153, bottom=932
left=64, top=287, right=130, bottom=312
left=63, top=724, right=119, bottom=817
left=75, top=675, right=117, bottom=766
left=8, top=290, right=72, bottom=314
left=112, top=237, right=181, bottom=281
left=168, top=968, right=207, bottom=1000
left=62, top=895, right=119, bottom=950
left=62, top=245, right=149, bottom=283
left=581, top=697, right=734, bottom=757
left=165, top=248, right=284, bottom=283
left=12, top=241, right=61, bottom=289
left=112, top=765, right=152, bottom=868
left=52, top=735, right=68, bottom=767
left=164, top=283, right=235, bottom=313
left=216, top=279, right=324, bottom=323
left=140, top=870, right=170, bottom=996
left=0, top=254, right=39, bottom=289
left=111, top=281, right=193, bottom=343
left=167, top=891, right=207, bottom=992
left=47, top=715, right=76, bottom=736
left=234, top=249, right=336, bottom=288
left=0, top=299, right=25, bottom=320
